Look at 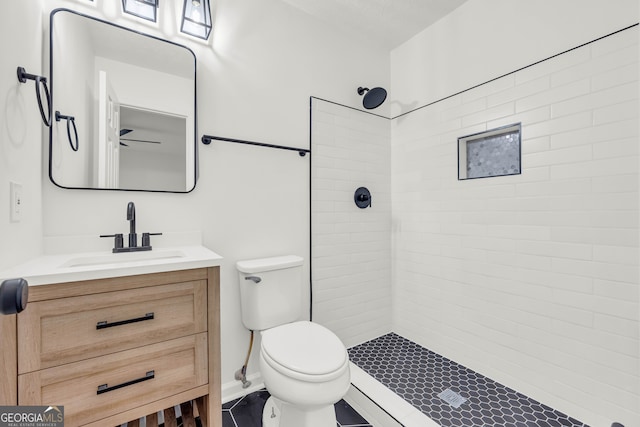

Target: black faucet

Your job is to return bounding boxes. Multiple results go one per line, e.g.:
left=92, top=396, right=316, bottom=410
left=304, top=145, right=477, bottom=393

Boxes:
left=100, top=201, right=162, bottom=253
left=127, top=201, right=137, bottom=248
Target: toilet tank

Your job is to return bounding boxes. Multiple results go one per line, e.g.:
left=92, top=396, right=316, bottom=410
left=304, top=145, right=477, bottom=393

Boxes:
left=236, top=255, right=304, bottom=331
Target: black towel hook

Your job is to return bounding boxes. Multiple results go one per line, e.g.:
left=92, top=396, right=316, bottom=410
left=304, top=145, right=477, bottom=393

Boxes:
left=17, top=66, right=52, bottom=127
left=55, top=111, right=79, bottom=152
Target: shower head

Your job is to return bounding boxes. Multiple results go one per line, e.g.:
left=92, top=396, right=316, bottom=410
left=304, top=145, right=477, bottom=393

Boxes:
left=357, top=86, right=387, bottom=109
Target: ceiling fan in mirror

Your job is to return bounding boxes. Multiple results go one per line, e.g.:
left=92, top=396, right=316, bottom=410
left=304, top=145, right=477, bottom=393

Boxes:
left=119, top=128, right=162, bottom=147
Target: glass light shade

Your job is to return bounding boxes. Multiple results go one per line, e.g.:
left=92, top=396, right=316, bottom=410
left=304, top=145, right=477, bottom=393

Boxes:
left=181, top=0, right=212, bottom=40
left=122, top=0, right=159, bottom=22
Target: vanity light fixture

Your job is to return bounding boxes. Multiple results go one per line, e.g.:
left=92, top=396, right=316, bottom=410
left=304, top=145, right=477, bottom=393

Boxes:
left=181, top=0, right=212, bottom=40
left=122, top=0, right=159, bottom=22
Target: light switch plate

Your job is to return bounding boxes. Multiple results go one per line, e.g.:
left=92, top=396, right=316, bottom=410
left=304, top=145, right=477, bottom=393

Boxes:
left=10, top=181, right=22, bottom=222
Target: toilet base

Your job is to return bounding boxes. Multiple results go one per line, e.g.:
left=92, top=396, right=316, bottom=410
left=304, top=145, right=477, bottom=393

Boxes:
left=262, top=396, right=337, bottom=427
left=262, top=396, right=281, bottom=427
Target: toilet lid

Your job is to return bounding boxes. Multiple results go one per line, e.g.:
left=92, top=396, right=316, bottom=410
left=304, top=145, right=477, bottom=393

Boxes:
left=261, top=321, right=347, bottom=376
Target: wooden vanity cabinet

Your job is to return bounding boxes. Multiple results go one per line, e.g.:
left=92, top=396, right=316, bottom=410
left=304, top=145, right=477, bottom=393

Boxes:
left=13, top=267, right=221, bottom=427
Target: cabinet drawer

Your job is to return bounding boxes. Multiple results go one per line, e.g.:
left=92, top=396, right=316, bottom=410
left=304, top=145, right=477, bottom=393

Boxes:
left=18, top=333, right=208, bottom=426
left=18, top=280, right=207, bottom=373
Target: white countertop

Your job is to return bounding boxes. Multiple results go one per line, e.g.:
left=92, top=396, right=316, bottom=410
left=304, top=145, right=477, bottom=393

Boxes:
left=0, top=245, right=223, bottom=286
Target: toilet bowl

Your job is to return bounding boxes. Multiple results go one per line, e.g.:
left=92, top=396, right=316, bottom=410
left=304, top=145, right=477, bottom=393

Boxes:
left=260, top=321, right=350, bottom=427
left=236, top=256, right=351, bottom=427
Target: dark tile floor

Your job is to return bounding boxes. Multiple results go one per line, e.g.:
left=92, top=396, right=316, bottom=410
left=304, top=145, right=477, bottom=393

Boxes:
left=222, top=389, right=372, bottom=427
left=349, top=333, right=589, bottom=427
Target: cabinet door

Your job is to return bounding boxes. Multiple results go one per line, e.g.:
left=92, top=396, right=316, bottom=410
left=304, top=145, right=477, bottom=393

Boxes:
left=18, top=280, right=207, bottom=373
left=18, top=334, right=208, bottom=426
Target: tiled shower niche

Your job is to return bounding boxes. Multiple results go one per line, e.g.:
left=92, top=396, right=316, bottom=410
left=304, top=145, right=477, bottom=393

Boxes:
left=458, top=123, right=521, bottom=180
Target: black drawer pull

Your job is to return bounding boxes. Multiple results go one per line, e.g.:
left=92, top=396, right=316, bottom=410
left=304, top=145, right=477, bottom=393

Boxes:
left=96, top=312, right=154, bottom=330
left=97, top=370, right=155, bottom=395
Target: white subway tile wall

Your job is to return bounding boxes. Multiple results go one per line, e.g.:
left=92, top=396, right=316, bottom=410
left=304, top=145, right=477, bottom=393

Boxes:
left=391, top=27, right=638, bottom=427
left=311, top=99, right=392, bottom=348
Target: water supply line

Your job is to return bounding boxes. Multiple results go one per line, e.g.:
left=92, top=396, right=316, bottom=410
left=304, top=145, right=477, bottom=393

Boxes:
left=235, top=330, right=254, bottom=389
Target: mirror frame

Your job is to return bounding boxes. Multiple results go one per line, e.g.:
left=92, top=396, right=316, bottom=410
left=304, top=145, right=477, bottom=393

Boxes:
left=48, top=8, right=198, bottom=193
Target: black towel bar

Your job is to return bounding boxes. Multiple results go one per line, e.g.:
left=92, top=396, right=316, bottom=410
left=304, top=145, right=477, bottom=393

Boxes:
left=201, top=134, right=310, bottom=157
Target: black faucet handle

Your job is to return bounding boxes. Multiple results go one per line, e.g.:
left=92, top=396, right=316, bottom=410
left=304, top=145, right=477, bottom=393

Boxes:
left=100, top=233, right=124, bottom=250
left=142, top=232, right=163, bottom=247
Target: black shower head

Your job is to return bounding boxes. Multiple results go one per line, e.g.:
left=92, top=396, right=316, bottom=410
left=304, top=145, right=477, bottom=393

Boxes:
left=357, top=86, right=387, bottom=109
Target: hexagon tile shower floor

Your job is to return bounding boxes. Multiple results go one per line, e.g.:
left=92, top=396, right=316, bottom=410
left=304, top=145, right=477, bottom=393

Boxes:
left=348, top=333, right=588, bottom=427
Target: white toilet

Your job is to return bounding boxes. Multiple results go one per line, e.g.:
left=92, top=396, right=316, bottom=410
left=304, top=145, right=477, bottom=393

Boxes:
left=236, top=255, right=350, bottom=427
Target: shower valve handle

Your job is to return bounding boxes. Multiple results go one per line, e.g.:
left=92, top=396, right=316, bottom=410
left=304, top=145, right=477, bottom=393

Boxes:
left=354, top=187, right=372, bottom=208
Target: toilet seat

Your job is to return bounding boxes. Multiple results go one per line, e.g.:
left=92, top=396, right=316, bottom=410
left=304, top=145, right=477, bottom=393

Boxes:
left=261, top=321, right=348, bottom=383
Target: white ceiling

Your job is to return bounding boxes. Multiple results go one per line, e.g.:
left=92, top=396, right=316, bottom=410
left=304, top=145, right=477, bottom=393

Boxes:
left=279, top=0, right=470, bottom=49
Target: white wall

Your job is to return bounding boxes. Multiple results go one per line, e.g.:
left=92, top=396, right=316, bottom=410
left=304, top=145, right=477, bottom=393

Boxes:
left=0, top=0, right=44, bottom=270
left=311, top=98, right=392, bottom=348
left=390, top=3, right=639, bottom=425
left=0, top=0, right=389, bottom=398
left=391, top=0, right=639, bottom=117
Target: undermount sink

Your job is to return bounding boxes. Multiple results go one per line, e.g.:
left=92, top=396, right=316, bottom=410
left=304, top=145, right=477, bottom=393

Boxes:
left=0, top=244, right=222, bottom=287
left=60, top=249, right=186, bottom=268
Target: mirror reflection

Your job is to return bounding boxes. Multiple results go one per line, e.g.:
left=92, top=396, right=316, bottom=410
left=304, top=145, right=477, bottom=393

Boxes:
left=49, top=9, right=197, bottom=192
